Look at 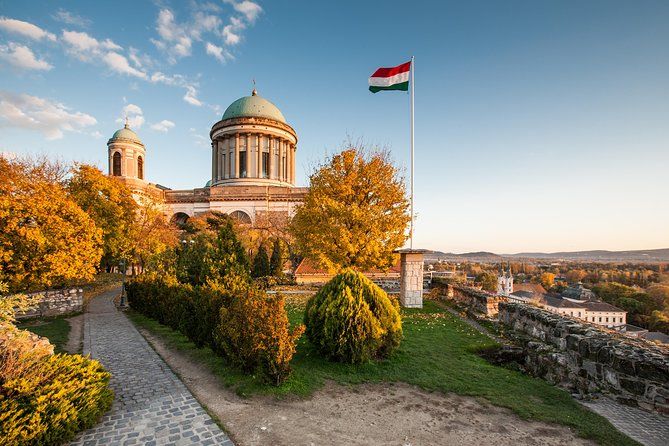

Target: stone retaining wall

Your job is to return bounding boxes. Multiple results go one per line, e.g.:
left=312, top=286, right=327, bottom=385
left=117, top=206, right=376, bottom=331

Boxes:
left=15, top=288, right=84, bottom=319
left=433, top=278, right=506, bottom=317
left=499, top=302, right=669, bottom=415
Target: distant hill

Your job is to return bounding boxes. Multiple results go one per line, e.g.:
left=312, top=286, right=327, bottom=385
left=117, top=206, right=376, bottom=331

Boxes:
left=506, top=248, right=669, bottom=262
left=424, top=248, right=669, bottom=262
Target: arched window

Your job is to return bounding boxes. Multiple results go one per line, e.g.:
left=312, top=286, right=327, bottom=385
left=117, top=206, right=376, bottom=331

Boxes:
left=137, top=156, right=144, bottom=180
left=112, top=152, right=122, bottom=176
left=229, top=210, right=252, bottom=225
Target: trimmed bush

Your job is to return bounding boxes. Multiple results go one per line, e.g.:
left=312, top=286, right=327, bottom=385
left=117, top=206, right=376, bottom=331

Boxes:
left=304, top=268, right=403, bottom=363
left=127, top=277, right=303, bottom=384
left=0, top=353, right=113, bottom=446
left=215, top=289, right=305, bottom=385
left=0, top=325, right=54, bottom=383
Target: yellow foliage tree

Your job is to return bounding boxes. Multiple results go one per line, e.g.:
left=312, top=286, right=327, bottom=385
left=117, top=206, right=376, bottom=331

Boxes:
left=128, top=198, right=178, bottom=274
left=0, top=157, right=103, bottom=292
left=540, top=272, right=556, bottom=290
left=290, top=146, right=410, bottom=272
left=67, top=164, right=137, bottom=270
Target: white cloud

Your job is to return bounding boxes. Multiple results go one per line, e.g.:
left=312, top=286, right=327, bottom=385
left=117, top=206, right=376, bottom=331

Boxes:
left=153, top=9, right=192, bottom=62
left=222, top=16, right=244, bottom=45
left=0, top=90, right=97, bottom=140
left=183, top=85, right=203, bottom=106
left=103, top=52, right=147, bottom=79
left=150, top=119, right=175, bottom=132
left=0, top=42, right=52, bottom=71
left=225, top=1, right=263, bottom=23
left=0, top=17, right=57, bottom=41
left=52, top=9, right=91, bottom=28
left=61, top=30, right=147, bottom=79
left=116, top=103, right=144, bottom=129
left=205, top=42, right=225, bottom=62
left=61, top=30, right=121, bottom=60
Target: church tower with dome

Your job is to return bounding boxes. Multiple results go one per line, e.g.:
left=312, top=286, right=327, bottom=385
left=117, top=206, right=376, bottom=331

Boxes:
left=107, top=118, right=146, bottom=185
left=106, top=90, right=307, bottom=225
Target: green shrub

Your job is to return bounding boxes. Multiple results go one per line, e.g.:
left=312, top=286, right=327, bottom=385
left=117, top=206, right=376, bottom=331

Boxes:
left=215, top=289, right=304, bottom=385
left=0, top=353, right=113, bottom=446
left=304, top=268, right=403, bottom=363
left=127, top=276, right=303, bottom=384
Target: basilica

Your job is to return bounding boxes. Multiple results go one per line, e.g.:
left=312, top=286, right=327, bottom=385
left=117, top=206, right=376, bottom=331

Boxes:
left=106, top=89, right=308, bottom=224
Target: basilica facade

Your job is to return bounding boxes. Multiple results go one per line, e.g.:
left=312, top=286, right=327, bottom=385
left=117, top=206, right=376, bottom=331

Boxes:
left=106, top=89, right=307, bottom=224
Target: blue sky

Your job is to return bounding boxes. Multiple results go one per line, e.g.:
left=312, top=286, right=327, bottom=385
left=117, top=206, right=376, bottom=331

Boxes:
left=1, top=0, right=668, bottom=253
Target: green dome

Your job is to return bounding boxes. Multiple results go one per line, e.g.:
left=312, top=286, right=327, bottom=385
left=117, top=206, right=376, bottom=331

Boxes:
left=221, top=90, right=286, bottom=123
left=111, top=123, right=142, bottom=143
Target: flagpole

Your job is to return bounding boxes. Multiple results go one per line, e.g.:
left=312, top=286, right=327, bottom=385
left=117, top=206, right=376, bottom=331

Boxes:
left=410, top=56, right=415, bottom=249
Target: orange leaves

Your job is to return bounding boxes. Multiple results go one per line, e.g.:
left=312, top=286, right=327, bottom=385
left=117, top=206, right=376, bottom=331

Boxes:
left=291, top=146, right=410, bottom=273
left=0, top=157, right=103, bottom=292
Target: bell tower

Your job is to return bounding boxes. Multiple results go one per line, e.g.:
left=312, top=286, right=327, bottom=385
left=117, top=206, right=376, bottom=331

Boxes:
left=107, top=118, right=146, bottom=183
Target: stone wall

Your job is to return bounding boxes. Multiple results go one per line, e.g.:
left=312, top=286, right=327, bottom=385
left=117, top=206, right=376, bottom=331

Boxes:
left=433, top=278, right=506, bottom=317
left=15, top=288, right=83, bottom=320
left=499, top=302, right=669, bottom=415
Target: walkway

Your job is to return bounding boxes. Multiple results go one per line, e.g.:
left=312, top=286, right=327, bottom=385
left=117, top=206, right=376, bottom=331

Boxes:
left=581, top=397, right=669, bottom=446
left=70, top=288, right=233, bottom=446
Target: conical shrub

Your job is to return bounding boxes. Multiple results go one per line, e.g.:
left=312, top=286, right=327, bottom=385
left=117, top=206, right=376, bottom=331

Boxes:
left=304, top=268, right=402, bottom=363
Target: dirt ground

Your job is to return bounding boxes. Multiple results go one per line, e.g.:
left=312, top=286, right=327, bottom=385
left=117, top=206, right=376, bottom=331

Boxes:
left=139, top=329, right=595, bottom=446
left=65, top=313, right=84, bottom=354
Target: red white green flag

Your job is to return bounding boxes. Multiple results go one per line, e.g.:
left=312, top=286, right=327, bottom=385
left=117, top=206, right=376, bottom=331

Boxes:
left=368, top=61, right=412, bottom=93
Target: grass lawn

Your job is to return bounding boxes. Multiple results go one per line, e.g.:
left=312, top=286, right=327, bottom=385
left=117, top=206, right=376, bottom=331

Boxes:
left=18, top=316, right=71, bottom=353
left=128, top=299, right=638, bottom=446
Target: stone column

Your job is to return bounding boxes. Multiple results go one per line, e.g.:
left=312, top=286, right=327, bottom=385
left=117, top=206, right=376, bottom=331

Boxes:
left=395, top=249, right=426, bottom=308
left=211, top=142, right=216, bottom=183
left=256, top=134, right=261, bottom=178
left=268, top=136, right=273, bottom=179
left=245, top=134, right=250, bottom=178
left=290, top=144, right=295, bottom=184
left=279, top=140, right=285, bottom=182
left=235, top=134, right=240, bottom=178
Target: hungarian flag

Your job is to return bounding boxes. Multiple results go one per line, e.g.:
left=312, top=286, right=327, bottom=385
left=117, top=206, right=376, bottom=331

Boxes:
left=368, top=60, right=411, bottom=93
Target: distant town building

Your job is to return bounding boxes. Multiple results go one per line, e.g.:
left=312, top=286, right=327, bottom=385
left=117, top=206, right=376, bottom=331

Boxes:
left=497, top=265, right=513, bottom=296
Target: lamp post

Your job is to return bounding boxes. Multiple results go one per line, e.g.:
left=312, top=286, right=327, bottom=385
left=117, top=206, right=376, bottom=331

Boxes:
left=119, top=259, right=128, bottom=308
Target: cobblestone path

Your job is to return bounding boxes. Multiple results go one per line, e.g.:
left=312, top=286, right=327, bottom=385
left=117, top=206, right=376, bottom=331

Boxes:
left=70, top=288, right=233, bottom=446
left=581, top=397, right=669, bottom=446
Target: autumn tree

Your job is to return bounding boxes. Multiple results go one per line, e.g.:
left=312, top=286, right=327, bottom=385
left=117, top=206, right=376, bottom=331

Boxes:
left=476, top=271, right=498, bottom=293
left=252, top=245, right=271, bottom=278
left=566, top=269, right=587, bottom=284
left=67, top=164, right=137, bottom=270
left=540, top=272, right=556, bottom=290
left=129, top=198, right=177, bottom=274
left=269, top=239, right=283, bottom=276
left=0, top=157, right=103, bottom=292
left=290, top=146, right=410, bottom=272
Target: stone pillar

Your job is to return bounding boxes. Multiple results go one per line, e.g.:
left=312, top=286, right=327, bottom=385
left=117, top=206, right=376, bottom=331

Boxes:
left=279, top=140, right=285, bottom=182
left=235, top=134, right=240, bottom=178
left=211, top=142, right=216, bottom=183
left=290, top=144, right=295, bottom=184
left=256, top=134, right=261, bottom=178
left=268, top=136, right=273, bottom=179
left=245, top=133, right=250, bottom=178
left=395, top=249, right=426, bottom=308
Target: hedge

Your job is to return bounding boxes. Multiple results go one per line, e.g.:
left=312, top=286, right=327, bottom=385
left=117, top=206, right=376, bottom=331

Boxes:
left=0, top=353, right=113, bottom=446
left=126, top=277, right=303, bottom=384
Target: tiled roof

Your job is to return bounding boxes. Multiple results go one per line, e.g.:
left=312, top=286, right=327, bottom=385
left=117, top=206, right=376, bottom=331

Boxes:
left=541, top=294, right=626, bottom=313
left=513, top=283, right=547, bottom=295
